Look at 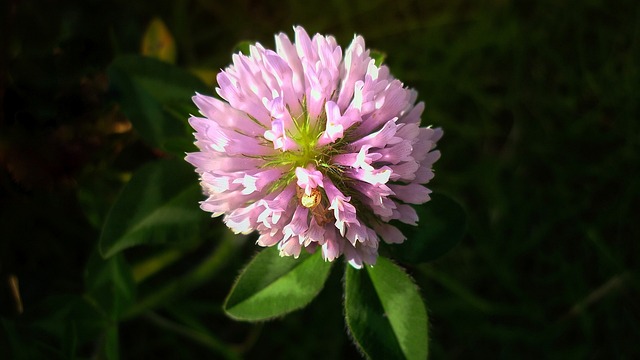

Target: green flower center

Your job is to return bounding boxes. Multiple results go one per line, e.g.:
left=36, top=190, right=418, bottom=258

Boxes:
left=259, top=108, right=346, bottom=192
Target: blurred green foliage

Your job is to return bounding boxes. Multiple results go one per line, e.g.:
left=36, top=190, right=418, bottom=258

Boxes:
left=1, top=0, right=639, bottom=359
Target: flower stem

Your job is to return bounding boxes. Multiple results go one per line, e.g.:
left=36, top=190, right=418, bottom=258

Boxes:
left=131, top=248, right=184, bottom=283
left=143, top=311, right=241, bottom=360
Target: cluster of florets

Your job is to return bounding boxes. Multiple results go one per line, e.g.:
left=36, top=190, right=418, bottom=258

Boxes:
left=186, top=26, right=441, bottom=268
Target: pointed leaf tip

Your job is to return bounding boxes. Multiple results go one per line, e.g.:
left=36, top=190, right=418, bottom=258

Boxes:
left=98, top=159, right=207, bottom=258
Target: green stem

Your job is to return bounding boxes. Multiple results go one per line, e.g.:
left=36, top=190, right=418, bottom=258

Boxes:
left=132, top=248, right=184, bottom=283
left=143, top=312, right=240, bottom=360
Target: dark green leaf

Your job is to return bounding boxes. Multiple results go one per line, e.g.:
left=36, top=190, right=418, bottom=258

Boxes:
left=86, top=251, right=136, bottom=319
left=77, top=170, right=125, bottom=229
left=107, top=55, right=209, bottom=153
left=30, top=294, right=108, bottom=339
left=224, top=247, right=332, bottom=321
left=391, top=193, right=466, bottom=264
left=99, top=159, right=207, bottom=258
left=370, top=50, right=387, bottom=66
left=232, top=40, right=254, bottom=56
left=13, top=294, right=108, bottom=358
left=345, top=257, right=428, bottom=360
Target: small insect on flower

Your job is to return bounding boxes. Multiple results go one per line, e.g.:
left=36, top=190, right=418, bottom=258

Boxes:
left=186, top=26, right=442, bottom=268
left=297, top=186, right=333, bottom=226
left=298, top=186, right=322, bottom=209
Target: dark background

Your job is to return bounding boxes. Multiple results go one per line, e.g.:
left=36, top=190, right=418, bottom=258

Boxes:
left=1, top=0, right=639, bottom=358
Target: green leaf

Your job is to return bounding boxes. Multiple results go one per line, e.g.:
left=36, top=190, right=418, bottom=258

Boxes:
left=390, top=193, right=467, bottom=264
left=370, top=49, right=387, bottom=66
left=30, top=294, right=107, bottom=338
left=107, top=55, right=209, bottom=154
left=99, top=159, right=207, bottom=258
left=232, top=40, right=254, bottom=56
left=224, top=247, right=332, bottom=321
left=189, top=67, right=218, bottom=87
left=141, top=17, right=177, bottom=64
left=20, top=294, right=108, bottom=358
left=77, top=169, right=125, bottom=229
left=345, top=257, right=429, bottom=360
left=85, top=251, right=136, bottom=320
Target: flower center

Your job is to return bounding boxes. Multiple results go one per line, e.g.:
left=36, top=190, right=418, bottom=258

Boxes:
left=262, top=107, right=347, bottom=192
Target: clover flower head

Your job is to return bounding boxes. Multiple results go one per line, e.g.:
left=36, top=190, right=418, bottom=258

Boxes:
left=186, top=26, right=442, bottom=268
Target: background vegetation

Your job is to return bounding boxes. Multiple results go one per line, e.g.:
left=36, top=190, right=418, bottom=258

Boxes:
left=1, top=0, right=638, bottom=358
